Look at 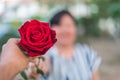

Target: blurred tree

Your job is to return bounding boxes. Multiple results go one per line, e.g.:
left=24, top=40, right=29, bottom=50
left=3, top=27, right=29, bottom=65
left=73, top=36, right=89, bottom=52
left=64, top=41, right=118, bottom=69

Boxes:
left=79, top=0, right=120, bottom=37
left=91, top=0, right=120, bottom=18
left=10, top=20, right=22, bottom=29
left=80, top=17, right=101, bottom=37
left=93, top=0, right=120, bottom=38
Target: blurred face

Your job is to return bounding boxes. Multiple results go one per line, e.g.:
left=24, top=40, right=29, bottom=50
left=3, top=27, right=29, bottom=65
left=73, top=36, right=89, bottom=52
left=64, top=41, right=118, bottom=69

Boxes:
left=52, top=14, right=77, bottom=46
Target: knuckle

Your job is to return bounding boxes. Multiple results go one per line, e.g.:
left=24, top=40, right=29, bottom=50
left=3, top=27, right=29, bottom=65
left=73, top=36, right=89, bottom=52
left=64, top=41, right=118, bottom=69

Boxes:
left=2, top=44, right=6, bottom=49
left=7, top=38, right=16, bottom=43
left=8, top=38, right=15, bottom=42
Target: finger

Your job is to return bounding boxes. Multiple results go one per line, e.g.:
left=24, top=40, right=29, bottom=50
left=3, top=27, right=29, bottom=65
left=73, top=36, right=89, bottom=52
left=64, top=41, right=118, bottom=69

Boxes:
left=7, top=38, right=20, bottom=44
left=29, top=57, right=37, bottom=63
left=2, top=44, right=6, bottom=49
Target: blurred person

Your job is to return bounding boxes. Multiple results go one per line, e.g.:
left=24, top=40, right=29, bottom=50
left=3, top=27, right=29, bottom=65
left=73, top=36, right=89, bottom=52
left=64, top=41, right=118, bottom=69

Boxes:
left=28, top=10, right=101, bottom=80
left=0, top=38, right=30, bottom=80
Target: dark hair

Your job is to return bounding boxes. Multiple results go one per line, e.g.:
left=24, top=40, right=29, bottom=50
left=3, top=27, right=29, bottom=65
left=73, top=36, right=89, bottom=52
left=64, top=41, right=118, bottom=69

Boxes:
left=50, top=10, right=76, bottom=27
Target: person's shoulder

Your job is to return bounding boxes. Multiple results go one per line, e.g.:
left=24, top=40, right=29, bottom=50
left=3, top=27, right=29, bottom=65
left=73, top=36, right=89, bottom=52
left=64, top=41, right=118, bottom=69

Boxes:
left=75, top=43, right=96, bottom=56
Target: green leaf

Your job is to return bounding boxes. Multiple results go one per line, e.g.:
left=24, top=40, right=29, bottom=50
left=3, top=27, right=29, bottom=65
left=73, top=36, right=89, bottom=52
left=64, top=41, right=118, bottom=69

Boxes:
left=38, top=56, right=45, bottom=61
left=37, top=68, right=44, bottom=76
left=20, top=71, right=28, bottom=80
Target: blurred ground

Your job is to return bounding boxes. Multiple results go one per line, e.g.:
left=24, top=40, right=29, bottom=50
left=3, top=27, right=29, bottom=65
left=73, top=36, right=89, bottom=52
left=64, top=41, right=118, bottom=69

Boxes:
left=89, top=38, right=120, bottom=80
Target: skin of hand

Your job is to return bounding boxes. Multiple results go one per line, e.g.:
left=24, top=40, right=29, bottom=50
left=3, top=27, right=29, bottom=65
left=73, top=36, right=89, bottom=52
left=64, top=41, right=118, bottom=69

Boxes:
left=26, top=57, right=51, bottom=79
left=93, top=70, right=100, bottom=80
left=0, top=38, right=30, bottom=80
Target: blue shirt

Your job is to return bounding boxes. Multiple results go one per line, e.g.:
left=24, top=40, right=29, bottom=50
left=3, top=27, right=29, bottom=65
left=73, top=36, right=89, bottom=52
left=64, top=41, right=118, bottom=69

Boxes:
left=40, top=43, right=101, bottom=80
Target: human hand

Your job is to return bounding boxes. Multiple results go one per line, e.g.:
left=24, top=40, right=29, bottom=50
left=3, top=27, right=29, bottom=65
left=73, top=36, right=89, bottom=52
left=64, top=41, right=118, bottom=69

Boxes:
left=26, top=57, right=51, bottom=79
left=0, top=38, right=29, bottom=74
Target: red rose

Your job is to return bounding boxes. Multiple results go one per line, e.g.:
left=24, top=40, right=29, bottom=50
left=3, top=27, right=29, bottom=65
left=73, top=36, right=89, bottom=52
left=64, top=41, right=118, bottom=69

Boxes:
left=18, top=20, right=57, bottom=57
